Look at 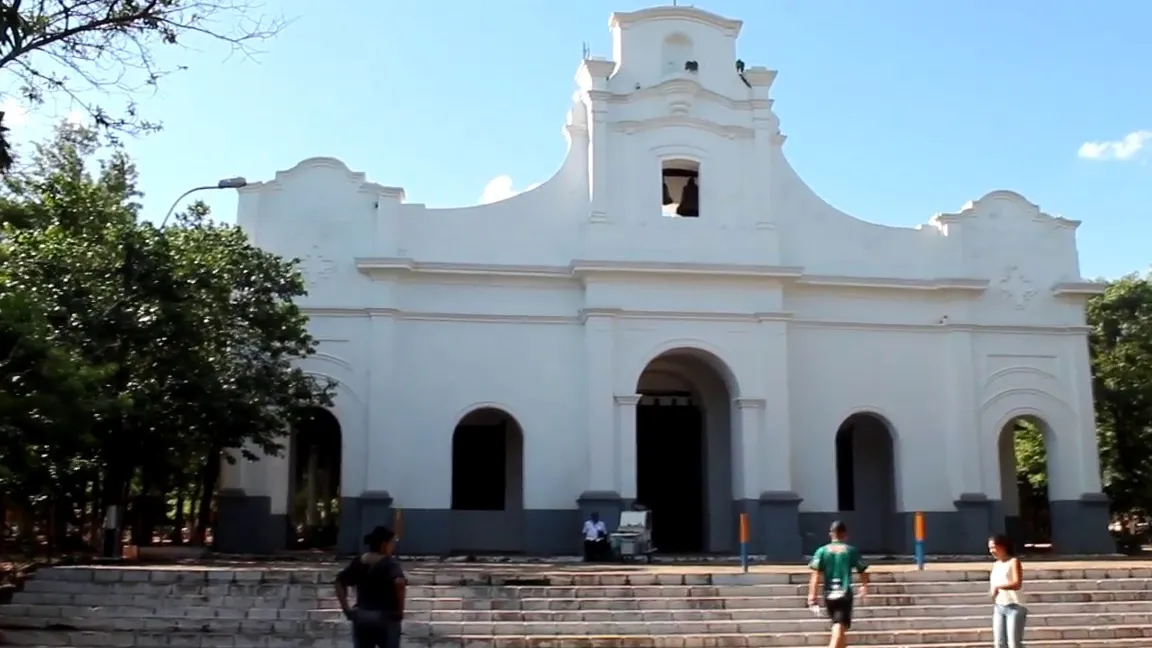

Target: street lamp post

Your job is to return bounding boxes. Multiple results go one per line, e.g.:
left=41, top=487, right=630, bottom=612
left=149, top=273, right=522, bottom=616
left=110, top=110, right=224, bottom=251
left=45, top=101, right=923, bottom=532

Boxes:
left=100, top=175, right=248, bottom=560
left=160, top=176, right=248, bottom=228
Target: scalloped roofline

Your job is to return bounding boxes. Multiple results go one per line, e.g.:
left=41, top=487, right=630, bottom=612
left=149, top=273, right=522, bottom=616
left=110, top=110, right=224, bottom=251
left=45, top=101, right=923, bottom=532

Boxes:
left=930, top=189, right=1080, bottom=229
left=609, top=6, right=743, bottom=35
left=240, top=156, right=405, bottom=200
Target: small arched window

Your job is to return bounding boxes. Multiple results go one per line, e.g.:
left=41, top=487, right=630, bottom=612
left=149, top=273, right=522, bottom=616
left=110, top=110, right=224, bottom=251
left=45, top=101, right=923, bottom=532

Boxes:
left=661, top=33, right=694, bottom=77
left=661, top=159, right=701, bottom=218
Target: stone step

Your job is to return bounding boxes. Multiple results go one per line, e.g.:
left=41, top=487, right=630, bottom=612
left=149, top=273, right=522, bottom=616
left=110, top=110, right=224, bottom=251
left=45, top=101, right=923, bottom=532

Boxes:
left=9, top=598, right=1148, bottom=622
left=18, top=577, right=1152, bottom=598
left=27, top=566, right=1152, bottom=586
left=9, top=594, right=1152, bottom=619
left=3, top=625, right=1152, bottom=647
left=13, top=588, right=1151, bottom=612
left=5, top=609, right=1152, bottom=635
left=7, top=565, right=1151, bottom=647
left=400, top=600, right=1152, bottom=621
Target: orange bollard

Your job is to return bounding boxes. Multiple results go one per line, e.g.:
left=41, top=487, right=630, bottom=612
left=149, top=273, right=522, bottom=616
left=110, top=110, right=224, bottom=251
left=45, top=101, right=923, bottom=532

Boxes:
left=739, top=512, right=750, bottom=572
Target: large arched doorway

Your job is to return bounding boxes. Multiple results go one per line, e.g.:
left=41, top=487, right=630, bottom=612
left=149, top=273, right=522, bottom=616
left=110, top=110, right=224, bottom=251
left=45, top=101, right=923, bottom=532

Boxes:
left=289, top=407, right=342, bottom=549
left=635, top=349, right=735, bottom=554
left=449, top=407, right=525, bottom=553
left=998, top=415, right=1054, bottom=552
left=834, top=413, right=899, bottom=554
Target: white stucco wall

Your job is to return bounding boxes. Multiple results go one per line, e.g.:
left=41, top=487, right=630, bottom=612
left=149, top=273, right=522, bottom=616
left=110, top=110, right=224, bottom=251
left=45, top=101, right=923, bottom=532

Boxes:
left=226, top=6, right=1106, bottom=525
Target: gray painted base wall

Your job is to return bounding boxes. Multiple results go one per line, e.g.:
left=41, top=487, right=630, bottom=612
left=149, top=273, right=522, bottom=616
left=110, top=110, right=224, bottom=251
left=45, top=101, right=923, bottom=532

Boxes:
left=215, top=490, right=288, bottom=554
left=214, top=491, right=1117, bottom=557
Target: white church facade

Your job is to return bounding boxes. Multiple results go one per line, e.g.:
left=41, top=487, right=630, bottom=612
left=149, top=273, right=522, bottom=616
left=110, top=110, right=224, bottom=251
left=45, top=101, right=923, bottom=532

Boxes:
left=216, top=6, right=1113, bottom=559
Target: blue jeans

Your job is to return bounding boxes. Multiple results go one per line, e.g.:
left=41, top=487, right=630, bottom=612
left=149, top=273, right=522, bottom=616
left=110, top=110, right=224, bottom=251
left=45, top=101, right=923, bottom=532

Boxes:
left=993, top=603, right=1027, bottom=648
left=350, top=609, right=402, bottom=648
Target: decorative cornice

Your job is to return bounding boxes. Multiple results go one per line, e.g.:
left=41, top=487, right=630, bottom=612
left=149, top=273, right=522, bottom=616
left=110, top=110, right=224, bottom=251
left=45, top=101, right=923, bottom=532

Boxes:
left=615, top=78, right=753, bottom=111
left=1051, top=281, right=1108, bottom=297
left=734, top=397, right=767, bottom=410
left=352, top=257, right=1100, bottom=302
left=571, top=259, right=804, bottom=279
left=614, top=116, right=754, bottom=139
left=741, top=67, right=776, bottom=89
left=577, top=58, right=617, bottom=91
left=614, top=394, right=642, bottom=406
left=581, top=308, right=792, bottom=323
left=796, top=275, right=989, bottom=293
left=351, top=257, right=1074, bottom=298
left=299, top=307, right=1094, bottom=336
left=356, top=258, right=571, bottom=278
left=609, top=7, right=743, bottom=36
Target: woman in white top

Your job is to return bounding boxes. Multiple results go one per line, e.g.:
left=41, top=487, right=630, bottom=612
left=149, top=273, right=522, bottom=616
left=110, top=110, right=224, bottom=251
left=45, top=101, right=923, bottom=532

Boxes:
left=988, top=534, right=1027, bottom=648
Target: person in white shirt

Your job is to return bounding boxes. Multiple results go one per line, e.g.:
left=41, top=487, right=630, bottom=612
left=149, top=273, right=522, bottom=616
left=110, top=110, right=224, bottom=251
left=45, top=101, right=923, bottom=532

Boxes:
left=988, top=534, right=1027, bottom=648
left=581, top=512, right=609, bottom=562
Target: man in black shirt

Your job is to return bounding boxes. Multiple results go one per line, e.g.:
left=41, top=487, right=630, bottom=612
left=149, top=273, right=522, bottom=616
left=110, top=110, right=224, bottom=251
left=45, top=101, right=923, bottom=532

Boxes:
left=335, top=526, right=406, bottom=648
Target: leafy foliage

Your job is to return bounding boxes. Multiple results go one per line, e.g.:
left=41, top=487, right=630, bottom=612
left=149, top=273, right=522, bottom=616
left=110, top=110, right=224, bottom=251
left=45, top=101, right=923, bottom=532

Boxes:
left=0, top=0, right=285, bottom=170
left=1005, top=273, right=1152, bottom=524
left=1089, top=273, right=1152, bottom=517
left=1012, top=419, right=1047, bottom=489
left=0, top=122, right=329, bottom=548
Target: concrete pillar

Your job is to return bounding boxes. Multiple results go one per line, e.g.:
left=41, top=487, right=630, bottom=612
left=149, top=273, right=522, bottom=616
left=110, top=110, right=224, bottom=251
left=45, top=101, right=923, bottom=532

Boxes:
left=615, top=394, right=640, bottom=499
left=944, top=330, right=983, bottom=496
left=305, top=446, right=319, bottom=527
left=582, top=313, right=617, bottom=495
left=733, top=398, right=764, bottom=500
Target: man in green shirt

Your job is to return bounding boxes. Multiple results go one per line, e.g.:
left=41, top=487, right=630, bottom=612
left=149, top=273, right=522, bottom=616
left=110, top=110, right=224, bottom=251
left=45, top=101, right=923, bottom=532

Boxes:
left=807, top=521, right=869, bottom=648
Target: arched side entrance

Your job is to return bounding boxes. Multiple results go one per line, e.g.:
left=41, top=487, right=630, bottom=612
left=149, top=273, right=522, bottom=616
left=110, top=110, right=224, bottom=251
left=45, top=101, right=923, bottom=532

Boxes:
left=449, top=407, right=525, bottom=553
left=834, top=413, right=899, bottom=554
left=635, top=349, right=736, bottom=554
left=998, top=415, right=1055, bottom=552
left=289, top=407, right=342, bottom=549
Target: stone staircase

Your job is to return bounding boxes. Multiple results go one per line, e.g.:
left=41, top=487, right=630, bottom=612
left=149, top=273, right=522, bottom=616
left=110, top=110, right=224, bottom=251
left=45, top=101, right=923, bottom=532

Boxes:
left=2, top=563, right=1152, bottom=647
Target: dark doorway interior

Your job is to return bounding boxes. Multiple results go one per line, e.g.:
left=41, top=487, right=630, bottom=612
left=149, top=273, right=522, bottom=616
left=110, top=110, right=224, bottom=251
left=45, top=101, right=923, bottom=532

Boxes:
left=290, top=407, right=342, bottom=549
left=833, top=415, right=898, bottom=554
left=451, top=422, right=507, bottom=511
left=636, top=394, right=705, bottom=553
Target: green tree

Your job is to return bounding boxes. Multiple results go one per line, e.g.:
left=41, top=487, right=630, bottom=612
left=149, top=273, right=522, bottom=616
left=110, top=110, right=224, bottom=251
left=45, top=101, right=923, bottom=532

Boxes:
left=1088, top=273, right=1152, bottom=519
left=0, top=0, right=284, bottom=171
left=0, top=281, right=108, bottom=517
left=0, top=122, right=330, bottom=548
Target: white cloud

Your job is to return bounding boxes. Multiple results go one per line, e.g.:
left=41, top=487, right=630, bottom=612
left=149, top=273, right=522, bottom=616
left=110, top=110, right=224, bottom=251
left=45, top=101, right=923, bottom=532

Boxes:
left=0, top=97, right=29, bottom=127
left=479, top=175, right=541, bottom=204
left=1077, top=130, right=1152, bottom=161
left=0, top=97, right=86, bottom=131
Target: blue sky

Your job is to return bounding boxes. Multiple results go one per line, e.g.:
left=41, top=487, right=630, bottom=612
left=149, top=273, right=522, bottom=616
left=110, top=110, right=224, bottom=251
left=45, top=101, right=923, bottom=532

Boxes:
left=5, top=0, right=1150, bottom=279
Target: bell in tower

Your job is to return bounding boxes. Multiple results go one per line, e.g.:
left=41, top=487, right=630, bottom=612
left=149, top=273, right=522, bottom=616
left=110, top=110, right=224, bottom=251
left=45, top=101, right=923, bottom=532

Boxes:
left=660, top=164, right=702, bottom=218
left=676, top=176, right=699, bottom=218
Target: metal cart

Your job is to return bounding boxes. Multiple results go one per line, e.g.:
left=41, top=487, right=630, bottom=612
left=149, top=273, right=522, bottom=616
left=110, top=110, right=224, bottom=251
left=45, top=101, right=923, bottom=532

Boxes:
left=611, top=510, right=655, bottom=563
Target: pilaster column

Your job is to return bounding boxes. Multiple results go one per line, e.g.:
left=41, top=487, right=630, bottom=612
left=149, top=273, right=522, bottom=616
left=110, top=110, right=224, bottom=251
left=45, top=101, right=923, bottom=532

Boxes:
left=733, top=398, right=765, bottom=500
left=1066, top=333, right=1103, bottom=494
left=240, top=441, right=268, bottom=497
left=365, top=312, right=397, bottom=493
left=758, top=319, right=793, bottom=492
left=615, top=395, right=641, bottom=499
left=587, top=93, right=610, bottom=223
left=945, top=329, right=996, bottom=553
left=265, top=437, right=291, bottom=518
left=583, top=313, right=617, bottom=494
left=219, top=450, right=244, bottom=491
left=944, top=330, right=983, bottom=496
